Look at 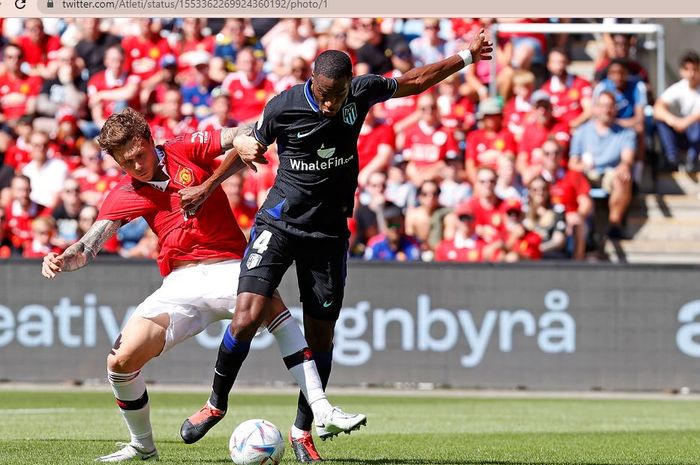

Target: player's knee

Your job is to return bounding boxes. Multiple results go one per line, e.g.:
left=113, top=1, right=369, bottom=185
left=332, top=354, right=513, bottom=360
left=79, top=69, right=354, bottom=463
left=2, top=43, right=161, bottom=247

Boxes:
left=107, top=352, right=134, bottom=373
left=232, top=296, right=267, bottom=336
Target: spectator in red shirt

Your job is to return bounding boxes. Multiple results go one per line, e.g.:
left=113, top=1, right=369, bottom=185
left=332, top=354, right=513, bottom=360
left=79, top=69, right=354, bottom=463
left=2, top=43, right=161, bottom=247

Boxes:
left=3, top=116, right=33, bottom=171
left=72, top=140, right=120, bottom=207
left=467, top=167, right=506, bottom=247
left=149, top=89, right=198, bottom=145
left=539, top=139, right=592, bottom=260
left=540, top=48, right=593, bottom=130
left=222, top=47, right=275, bottom=124
left=52, top=110, right=87, bottom=170
left=401, top=93, right=459, bottom=186
left=465, top=97, right=517, bottom=184
left=0, top=44, right=42, bottom=126
left=436, top=73, right=476, bottom=134
left=198, top=93, right=237, bottom=132
left=121, top=18, right=173, bottom=82
left=174, top=18, right=216, bottom=76
left=357, top=105, right=395, bottom=188
left=5, top=174, right=51, bottom=251
left=139, top=54, right=178, bottom=112
left=434, top=201, right=485, bottom=263
left=502, top=70, right=535, bottom=142
left=221, top=172, right=258, bottom=239
left=517, top=91, right=571, bottom=185
left=22, top=216, right=62, bottom=258
left=14, top=18, right=61, bottom=77
left=87, top=45, right=141, bottom=127
left=375, top=43, right=421, bottom=134
left=501, top=198, right=542, bottom=262
left=0, top=208, right=18, bottom=258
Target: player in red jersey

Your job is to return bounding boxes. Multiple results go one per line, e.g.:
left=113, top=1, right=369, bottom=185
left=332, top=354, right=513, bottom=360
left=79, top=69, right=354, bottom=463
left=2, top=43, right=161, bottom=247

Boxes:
left=40, top=108, right=365, bottom=462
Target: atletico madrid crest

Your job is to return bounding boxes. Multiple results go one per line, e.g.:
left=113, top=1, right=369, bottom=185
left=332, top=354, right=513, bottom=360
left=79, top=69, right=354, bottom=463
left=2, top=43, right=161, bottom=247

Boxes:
left=342, top=102, right=357, bottom=125
left=176, top=166, right=194, bottom=187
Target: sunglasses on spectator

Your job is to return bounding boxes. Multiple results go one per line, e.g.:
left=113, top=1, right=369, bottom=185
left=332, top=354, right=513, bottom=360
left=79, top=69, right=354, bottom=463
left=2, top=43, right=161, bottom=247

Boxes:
left=63, top=187, right=80, bottom=193
left=420, top=105, right=437, bottom=111
left=368, top=182, right=385, bottom=188
left=424, top=25, right=439, bottom=30
left=458, top=214, right=474, bottom=222
left=543, top=150, right=559, bottom=156
left=419, top=190, right=438, bottom=197
left=478, top=178, right=496, bottom=184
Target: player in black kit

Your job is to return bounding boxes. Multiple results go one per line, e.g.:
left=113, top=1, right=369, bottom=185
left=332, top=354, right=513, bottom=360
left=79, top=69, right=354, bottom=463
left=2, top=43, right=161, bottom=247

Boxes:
left=180, top=29, right=493, bottom=463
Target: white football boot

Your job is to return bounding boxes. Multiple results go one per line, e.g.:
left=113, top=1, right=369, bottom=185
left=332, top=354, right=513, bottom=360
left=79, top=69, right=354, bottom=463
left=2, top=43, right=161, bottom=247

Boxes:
left=315, top=406, right=367, bottom=440
left=95, top=443, right=159, bottom=462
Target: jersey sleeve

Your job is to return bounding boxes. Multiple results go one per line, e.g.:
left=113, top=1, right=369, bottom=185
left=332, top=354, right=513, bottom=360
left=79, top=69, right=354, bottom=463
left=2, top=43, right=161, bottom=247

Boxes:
left=252, top=94, right=283, bottom=146
left=352, top=74, right=398, bottom=107
left=168, top=130, right=223, bottom=166
left=96, top=182, right=152, bottom=223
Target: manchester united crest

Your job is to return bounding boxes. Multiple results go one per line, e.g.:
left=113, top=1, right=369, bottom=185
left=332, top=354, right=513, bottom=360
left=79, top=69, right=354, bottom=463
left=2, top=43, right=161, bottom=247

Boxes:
left=176, top=166, right=194, bottom=187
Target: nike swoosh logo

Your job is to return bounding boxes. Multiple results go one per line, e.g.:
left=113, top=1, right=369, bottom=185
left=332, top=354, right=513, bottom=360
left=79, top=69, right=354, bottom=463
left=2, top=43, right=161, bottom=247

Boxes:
left=297, top=130, right=316, bottom=138
left=322, top=301, right=333, bottom=308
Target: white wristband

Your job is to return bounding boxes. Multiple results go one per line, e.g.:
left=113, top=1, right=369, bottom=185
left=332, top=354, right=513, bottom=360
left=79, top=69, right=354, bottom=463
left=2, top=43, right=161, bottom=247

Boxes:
left=457, top=49, right=473, bottom=66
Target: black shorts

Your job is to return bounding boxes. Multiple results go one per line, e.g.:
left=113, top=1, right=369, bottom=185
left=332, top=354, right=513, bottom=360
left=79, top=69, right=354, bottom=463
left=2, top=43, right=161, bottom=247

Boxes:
left=238, top=222, right=348, bottom=321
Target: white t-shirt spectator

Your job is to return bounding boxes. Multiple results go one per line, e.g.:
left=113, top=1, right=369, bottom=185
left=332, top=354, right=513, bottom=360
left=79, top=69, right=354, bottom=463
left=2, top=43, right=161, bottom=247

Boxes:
left=22, top=158, right=69, bottom=207
left=659, top=79, right=700, bottom=118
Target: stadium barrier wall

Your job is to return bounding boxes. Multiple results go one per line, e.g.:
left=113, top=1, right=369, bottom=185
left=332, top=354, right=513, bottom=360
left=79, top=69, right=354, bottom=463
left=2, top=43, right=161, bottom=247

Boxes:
left=2, top=259, right=700, bottom=391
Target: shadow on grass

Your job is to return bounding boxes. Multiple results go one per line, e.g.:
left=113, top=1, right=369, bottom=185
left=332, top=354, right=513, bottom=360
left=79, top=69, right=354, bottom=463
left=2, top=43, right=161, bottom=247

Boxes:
left=324, top=460, right=674, bottom=465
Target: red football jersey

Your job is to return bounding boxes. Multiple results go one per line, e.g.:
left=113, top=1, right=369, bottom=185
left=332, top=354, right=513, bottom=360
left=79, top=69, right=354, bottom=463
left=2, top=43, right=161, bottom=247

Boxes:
left=402, top=122, right=458, bottom=167
left=547, top=168, right=591, bottom=213
left=0, top=73, right=42, bottom=120
left=434, top=236, right=484, bottom=262
left=518, top=120, right=571, bottom=166
left=87, top=70, right=141, bottom=118
left=97, top=130, right=247, bottom=276
left=378, top=70, right=418, bottom=126
left=466, top=129, right=517, bottom=169
left=222, top=71, right=275, bottom=123
left=122, top=35, right=173, bottom=80
left=357, top=122, right=395, bottom=171
left=16, top=35, right=62, bottom=66
left=540, top=74, right=592, bottom=128
left=467, top=197, right=507, bottom=243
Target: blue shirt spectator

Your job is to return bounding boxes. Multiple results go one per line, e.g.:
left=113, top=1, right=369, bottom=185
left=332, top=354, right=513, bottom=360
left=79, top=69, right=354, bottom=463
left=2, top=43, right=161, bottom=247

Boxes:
left=594, top=77, right=647, bottom=120
left=570, top=119, right=636, bottom=171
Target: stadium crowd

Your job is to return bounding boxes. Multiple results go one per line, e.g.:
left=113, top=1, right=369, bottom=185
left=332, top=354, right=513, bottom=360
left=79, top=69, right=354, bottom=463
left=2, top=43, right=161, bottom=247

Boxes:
left=0, top=17, right=698, bottom=263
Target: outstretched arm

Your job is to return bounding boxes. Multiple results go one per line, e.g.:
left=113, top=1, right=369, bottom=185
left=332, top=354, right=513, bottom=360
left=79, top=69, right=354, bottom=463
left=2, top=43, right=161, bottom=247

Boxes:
left=393, top=29, right=493, bottom=98
left=41, top=219, right=123, bottom=278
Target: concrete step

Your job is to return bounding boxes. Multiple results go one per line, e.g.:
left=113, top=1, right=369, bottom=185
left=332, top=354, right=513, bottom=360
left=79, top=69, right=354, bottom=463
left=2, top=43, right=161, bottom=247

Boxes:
left=627, top=194, right=700, bottom=219
left=605, top=239, right=700, bottom=264
left=626, top=219, right=700, bottom=241
left=652, top=172, right=700, bottom=195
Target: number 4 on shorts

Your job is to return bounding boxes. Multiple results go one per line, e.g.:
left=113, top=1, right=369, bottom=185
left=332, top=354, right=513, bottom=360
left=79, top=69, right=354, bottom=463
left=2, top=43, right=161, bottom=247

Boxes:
left=251, top=230, right=273, bottom=254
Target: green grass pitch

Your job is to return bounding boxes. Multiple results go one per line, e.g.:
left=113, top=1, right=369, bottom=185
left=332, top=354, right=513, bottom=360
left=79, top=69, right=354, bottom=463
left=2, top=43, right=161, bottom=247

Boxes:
left=2, top=389, right=700, bottom=464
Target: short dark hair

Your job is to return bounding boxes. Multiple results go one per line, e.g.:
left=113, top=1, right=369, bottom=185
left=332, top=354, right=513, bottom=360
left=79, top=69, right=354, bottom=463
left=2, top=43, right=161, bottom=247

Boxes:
left=313, top=50, right=352, bottom=81
left=681, top=50, right=700, bottom=67
left=3, top=43, right=22, bottom=59
left=548, top=47, right=569, bottom=61
left=608, top=58, right=631, bottom=71
left=98, top=107, right=152, bottom=161
left=382, top=203, right=403, bottom=221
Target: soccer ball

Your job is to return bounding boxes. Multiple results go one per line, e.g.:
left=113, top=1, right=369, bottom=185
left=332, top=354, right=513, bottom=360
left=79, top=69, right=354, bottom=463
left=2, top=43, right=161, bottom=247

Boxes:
left=229, top=419, right=285, bottom=465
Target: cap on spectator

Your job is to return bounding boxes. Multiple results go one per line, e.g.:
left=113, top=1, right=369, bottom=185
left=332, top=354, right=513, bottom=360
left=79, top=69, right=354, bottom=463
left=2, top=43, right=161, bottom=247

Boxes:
left=56, top=108, right=78, bottom=125
left=160, top=54, right=177, bottom=68
left=455, top=201, right=474, bottom=218
left=477, top=97, right=502, bottom=119
left=392, top=42, right=413, bottom=61
left=531, top=90, right=551, bottom=107
left=503, top=198, right=522, bottom=214
left=188, top=51, right=212, bottom=68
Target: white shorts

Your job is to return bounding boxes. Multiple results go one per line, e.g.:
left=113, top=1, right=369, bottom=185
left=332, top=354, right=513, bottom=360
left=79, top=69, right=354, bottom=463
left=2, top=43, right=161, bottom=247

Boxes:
left=133, top=259, right=241, bottom=353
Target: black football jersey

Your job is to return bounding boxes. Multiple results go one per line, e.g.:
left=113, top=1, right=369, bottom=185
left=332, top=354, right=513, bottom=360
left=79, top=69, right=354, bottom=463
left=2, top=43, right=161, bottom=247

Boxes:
left=253, top=74, right=397, bottom=238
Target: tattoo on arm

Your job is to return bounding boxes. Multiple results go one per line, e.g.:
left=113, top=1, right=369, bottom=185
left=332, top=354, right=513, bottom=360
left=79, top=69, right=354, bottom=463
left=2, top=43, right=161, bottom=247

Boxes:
left=62, top=220, right=122, bottom=271
left=221, top=124, right=254, bottom=151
